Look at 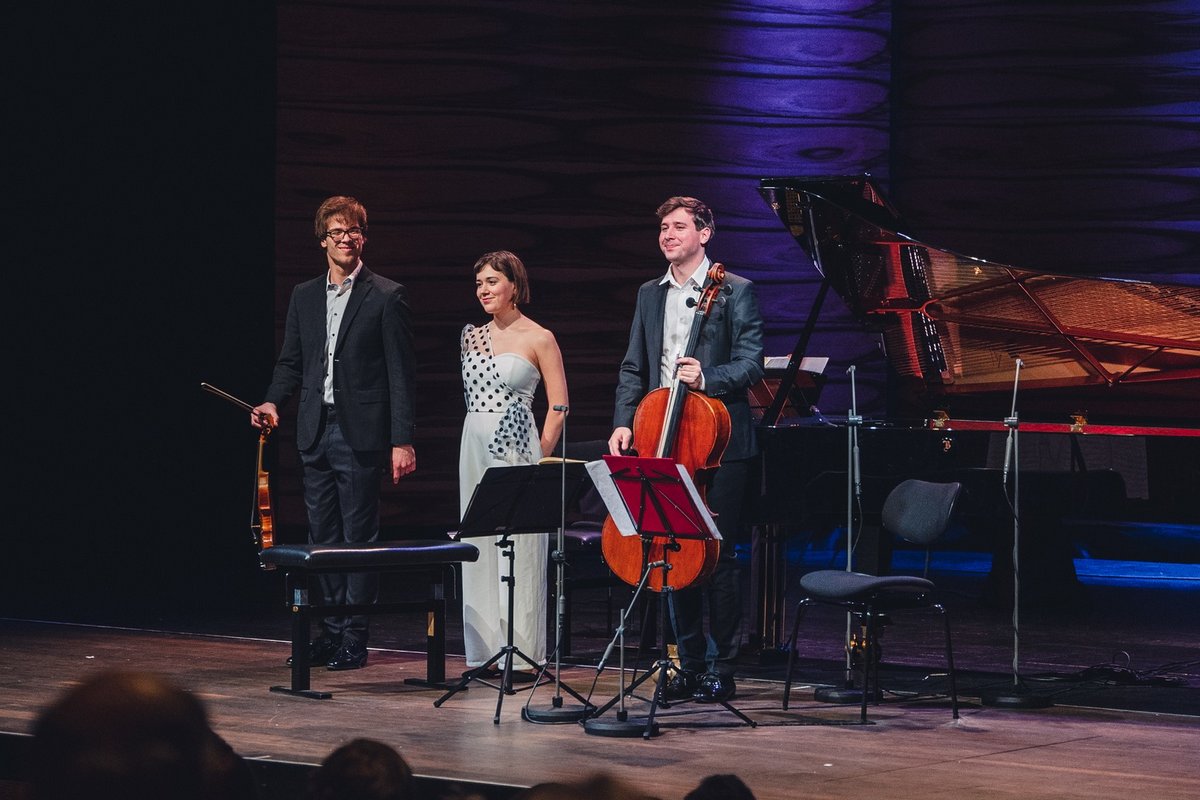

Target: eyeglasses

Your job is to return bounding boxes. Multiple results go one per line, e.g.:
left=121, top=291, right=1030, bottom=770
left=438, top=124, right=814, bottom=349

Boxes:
left=322, top=226, right=365, bottom=241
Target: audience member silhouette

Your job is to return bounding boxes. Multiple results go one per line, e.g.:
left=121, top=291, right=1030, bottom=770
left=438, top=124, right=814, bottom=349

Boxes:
left=30, top=670, right=756, bottom=800
left=310, top=737, right=415, bottom=800
left=512, top=773, right=662, bottom=800
left=684, top=773, right=757, bottom=800
left=29, top=669, right=258, bottom=800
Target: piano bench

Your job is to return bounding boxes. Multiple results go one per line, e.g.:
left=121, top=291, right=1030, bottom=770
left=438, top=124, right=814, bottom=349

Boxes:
left=259, top=539, right=479, bottom=699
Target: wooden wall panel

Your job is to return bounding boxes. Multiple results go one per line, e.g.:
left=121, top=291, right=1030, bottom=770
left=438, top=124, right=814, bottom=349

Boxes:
left=272, top=1, right=1197, bottom=530
left=890, top=0, right=1200, bottom=285
left=273, top=0, right=893, bottom=528
left=15, top=1, right=1194, bottom=614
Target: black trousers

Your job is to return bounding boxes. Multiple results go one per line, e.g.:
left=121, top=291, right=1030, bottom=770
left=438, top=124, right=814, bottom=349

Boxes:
left=299, top=407, right=385, bottom=645
left=667, top=455, right=759, bottom=678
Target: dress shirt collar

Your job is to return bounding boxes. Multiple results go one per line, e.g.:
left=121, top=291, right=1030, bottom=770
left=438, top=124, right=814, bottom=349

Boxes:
left=658, top=256, right=710, bottom=290
left=327, top=261, right=364, bottom=294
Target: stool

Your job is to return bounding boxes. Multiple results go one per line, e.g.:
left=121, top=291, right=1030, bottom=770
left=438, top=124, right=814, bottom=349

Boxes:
left=260, top=539, right=479, bottom=699
left=557, top=522, right=615, bottom=657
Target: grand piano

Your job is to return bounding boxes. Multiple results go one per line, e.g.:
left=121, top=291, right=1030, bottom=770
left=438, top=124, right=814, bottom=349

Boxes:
left=750, top=175, right=1200, bottom=648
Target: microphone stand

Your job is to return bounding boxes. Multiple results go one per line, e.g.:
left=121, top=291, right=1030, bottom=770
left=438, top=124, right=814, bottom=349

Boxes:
left=582, top=554, right=667, bottom=737
left=814, top=365, right=865, bottom=704
left=983, top=358, right=1052, bottom=709
left=523, top=404, right=595, bottom=723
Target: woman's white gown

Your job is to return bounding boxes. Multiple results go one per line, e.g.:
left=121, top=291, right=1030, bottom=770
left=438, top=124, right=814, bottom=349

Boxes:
left=459, top=324, right=547, bottom=668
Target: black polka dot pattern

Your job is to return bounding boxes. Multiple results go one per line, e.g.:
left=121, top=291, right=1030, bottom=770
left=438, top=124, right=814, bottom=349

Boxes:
left=461, top=324, right=534, bottom=463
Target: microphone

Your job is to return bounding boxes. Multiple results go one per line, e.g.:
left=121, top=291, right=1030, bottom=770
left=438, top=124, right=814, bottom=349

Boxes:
left=1001, top=434, right=1013, bottom=485
left=1001, top=358, right=1024, bottom=485
left=597, top=641, right=617, bottom=673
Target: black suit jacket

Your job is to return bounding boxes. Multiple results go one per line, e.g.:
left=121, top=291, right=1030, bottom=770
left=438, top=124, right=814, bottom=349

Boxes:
left=265, top=266, right=416, bottom=453
left=613, top=264, right=764, bottom=461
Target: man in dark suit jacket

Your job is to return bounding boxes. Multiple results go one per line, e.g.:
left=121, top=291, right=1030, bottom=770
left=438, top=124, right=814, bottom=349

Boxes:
left=253, top=196, right=417, bottom=671
left=608, top=196, right=764, bottom=702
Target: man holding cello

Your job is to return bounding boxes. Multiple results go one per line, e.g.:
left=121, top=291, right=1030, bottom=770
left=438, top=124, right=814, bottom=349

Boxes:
left=608, top=196, right=765, bottom=703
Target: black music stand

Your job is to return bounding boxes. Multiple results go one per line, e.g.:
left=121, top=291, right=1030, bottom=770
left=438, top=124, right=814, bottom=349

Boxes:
left=434, top=463, right=592, bottom=724
left=582, top=456, right=756, bottom=739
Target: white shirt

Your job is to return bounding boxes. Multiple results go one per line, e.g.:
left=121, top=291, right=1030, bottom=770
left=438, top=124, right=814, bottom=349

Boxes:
left=658, top=257, right=710, bottom=388
left=324, top=261, right=363, bottom=405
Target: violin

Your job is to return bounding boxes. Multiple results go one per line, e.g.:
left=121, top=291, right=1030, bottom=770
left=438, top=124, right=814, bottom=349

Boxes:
left=600, top=264, right=731, bottom=591
left=201, top=382, right=276, bottom=569
left=251, top=418, right=275, bottom=555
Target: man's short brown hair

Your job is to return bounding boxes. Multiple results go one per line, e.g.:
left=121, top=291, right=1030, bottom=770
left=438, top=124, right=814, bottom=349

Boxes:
left=315, top=196, right=368, bottom=239
left=655, top=196, right=715, bottom=236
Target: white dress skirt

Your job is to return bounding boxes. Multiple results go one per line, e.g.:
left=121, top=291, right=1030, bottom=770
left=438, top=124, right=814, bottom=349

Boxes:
left=459, top=325, right=548, bottom=668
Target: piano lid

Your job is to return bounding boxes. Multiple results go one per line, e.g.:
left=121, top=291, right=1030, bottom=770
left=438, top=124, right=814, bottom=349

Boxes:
left=759, top=176, right=1200, bottom=400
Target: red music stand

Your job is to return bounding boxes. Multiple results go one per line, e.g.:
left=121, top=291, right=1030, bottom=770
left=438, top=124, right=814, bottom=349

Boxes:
left=582, top=456, right=754, bottom=738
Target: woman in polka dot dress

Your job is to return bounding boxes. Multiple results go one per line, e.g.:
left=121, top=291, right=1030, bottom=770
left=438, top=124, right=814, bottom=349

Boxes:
left=459, top=250, right=569, bottom=672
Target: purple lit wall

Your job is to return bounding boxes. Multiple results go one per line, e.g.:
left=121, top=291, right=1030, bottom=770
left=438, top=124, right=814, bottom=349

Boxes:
left=891, top=1, right=1200, bottom=288
left=10, top=1, right=1196, bottom=613
left=271, top=1, right=897, bottom=527
left=271, top=0, right=1198, bottom=529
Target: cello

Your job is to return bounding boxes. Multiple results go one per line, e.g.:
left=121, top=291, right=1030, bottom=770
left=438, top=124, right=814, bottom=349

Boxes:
left=600, top=263, right=731, bottom=591
left=200, top=382, right=276, bottom=568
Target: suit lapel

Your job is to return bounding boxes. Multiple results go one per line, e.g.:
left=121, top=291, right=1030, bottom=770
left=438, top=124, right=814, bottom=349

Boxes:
left=302, top=277, right=328, bottom=344
left=644, top=282, right=668, bottom=390
left=336, top=267, right=374, bottom=356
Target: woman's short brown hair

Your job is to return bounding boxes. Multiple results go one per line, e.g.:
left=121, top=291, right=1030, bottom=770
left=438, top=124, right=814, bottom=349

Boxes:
left=473, top=250, right=531, bottom=305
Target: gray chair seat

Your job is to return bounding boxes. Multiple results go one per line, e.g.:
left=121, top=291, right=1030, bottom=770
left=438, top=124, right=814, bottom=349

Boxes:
left=798, top=569, right=935, bottom=600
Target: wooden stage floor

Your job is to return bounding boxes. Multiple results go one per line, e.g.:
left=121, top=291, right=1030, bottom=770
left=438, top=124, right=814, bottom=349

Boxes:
left=2, top=617, right=1198, bottom=800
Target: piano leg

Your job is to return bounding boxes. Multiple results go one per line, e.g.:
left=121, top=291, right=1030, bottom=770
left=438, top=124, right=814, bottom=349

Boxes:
left=749, top=524, right=788, bottom=662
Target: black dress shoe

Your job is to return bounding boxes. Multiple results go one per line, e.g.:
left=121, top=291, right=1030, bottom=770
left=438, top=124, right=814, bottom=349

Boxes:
left=661, top=669, right=697, bottom=702
left=285, top=636, right=340, bottom=667
left=693, top=672, right=736, bottom=703
left=326, top=640, right=368, bottom=671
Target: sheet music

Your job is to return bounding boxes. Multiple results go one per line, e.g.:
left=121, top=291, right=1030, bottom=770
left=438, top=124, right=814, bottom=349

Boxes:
left=585, top=458, right=721, bottom=540
left=670, top=462, right=722, bottom=540
left=586, top=459, right=636, bottom=535
left=764, top=355, right=828, bottom=373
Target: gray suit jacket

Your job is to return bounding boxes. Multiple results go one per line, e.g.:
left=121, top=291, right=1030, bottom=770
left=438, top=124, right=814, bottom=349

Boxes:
left=265, top=266, right=416, bottom=453
left=613, top=264, right=764, bottom=461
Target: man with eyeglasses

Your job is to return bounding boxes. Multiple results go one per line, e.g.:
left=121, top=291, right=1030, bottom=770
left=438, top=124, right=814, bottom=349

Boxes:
left=252, top=195, right=417, bottom=671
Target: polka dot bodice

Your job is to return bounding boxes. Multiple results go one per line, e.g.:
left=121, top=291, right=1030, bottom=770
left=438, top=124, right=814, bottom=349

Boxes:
left=461, top=323, right=539, bottom=463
